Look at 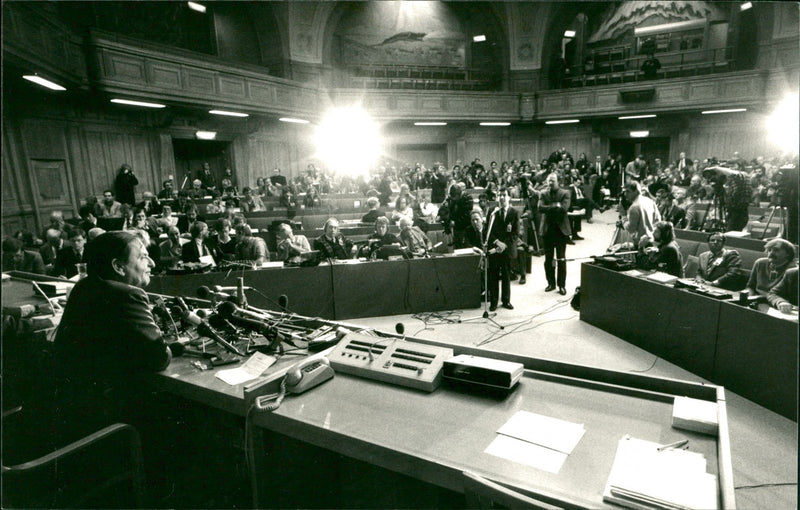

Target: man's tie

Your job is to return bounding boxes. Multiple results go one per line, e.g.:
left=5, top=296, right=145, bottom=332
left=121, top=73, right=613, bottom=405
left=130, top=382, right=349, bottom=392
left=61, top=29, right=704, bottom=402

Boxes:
left=575, top=186, right=584, bottom=199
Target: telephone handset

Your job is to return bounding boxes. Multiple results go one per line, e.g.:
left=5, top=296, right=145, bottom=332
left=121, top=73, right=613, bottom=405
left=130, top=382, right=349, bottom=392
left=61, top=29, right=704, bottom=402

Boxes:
left=253, top=356, right=334, bottom=412
left=285, top=356, right=334, bottom=394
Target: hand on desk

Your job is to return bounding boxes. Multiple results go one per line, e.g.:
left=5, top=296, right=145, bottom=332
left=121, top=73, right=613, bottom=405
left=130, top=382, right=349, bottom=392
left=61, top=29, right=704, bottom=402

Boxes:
left=778, top=303, right=794, bottom=314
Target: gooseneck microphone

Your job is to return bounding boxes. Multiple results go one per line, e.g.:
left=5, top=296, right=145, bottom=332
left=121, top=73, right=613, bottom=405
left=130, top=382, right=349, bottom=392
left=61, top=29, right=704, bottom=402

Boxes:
left=216, top=301, right=272, bottom=334
left=197, top=285, right=236, bottom=303
left=176, top=297, right=245, bottom=356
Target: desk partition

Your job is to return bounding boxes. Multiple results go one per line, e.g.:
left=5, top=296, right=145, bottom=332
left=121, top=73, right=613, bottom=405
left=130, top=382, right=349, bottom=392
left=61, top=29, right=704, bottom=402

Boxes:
left=580, top=262, right=798, bottom=421
left=147, top=254, right=481, bottom=320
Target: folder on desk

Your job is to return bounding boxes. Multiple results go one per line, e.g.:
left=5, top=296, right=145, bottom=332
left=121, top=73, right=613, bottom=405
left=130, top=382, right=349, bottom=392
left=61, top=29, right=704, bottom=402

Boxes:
left=603, top=435, right=717, bottom=510
left=645, top=271, right=679, bottom=285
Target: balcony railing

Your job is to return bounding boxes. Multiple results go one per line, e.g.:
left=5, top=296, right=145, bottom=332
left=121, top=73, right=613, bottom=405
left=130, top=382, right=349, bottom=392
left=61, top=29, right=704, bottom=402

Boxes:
left=341, top=64, right=501, bottom=91
left=562, top=46, right=734, bottom=89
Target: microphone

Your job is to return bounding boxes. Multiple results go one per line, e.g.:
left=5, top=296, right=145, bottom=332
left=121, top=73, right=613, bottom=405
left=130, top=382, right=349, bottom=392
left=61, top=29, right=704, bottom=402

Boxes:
left=278, top=295, right=289, bottom=313
left=236, top=277, right=247, bottom=307
left=213, top=285, right=252, bottom=293
left=197, top=285, right=236, bottom=303
left=216, top=301, right=273, bottom=334
left=168, top=342, right=186, bottom=356
left=196, top=321, right=245, bottom=356
left=395, top=322, right=405, bottom=338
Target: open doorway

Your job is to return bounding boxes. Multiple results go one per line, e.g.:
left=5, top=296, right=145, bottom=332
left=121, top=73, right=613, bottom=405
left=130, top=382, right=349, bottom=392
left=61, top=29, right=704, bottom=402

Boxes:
left=172, top=139, right=233, bottom=190
left=609, top=136, right=670, bottom=174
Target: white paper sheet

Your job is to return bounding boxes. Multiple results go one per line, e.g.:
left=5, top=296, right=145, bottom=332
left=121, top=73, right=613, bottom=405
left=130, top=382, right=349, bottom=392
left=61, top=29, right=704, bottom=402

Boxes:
left=215, top=352, right=276, bottom=385
left=497, top=411, right=586, bottom=454
left=484, top=434, right=568, bottom=474
left=766, top=306, right=799, bottom=321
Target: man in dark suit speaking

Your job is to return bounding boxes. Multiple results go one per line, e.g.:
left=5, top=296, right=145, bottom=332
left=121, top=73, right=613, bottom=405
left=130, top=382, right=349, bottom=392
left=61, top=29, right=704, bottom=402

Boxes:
left=485, top=188, right=519, bottom=311
left=54, top=231, right=172, bottom=443
left=538, top=173, right=572, bottom=295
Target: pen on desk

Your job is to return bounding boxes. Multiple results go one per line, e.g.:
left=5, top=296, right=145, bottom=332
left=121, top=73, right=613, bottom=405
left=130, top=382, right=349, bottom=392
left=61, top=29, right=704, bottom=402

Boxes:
left=657, top=439, right=689, bottom=452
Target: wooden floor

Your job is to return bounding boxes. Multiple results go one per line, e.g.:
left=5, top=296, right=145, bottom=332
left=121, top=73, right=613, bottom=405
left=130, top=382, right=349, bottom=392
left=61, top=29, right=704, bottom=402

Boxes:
left=347, top=208, right=798, bottom=510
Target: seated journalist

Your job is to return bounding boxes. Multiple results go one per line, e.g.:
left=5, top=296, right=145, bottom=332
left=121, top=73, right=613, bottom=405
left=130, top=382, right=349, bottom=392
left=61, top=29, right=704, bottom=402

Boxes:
left=276, top=222, right=311, bottom=262
left=746, top=238, right=796, bottom=296
left=398, top=215, right=432, bottom=257
left=695, top=232, right=743, bottom=290
left=361, top=196, right=385, bottom=224
left=360, top=216, right=400, bottom=258
left=768, top=267, right=798, bottom=314
left=235, top=224, right=269, bottom=265
left=54, top=231, right=172, bottom=443
left=2, top=237, right=46, bottom=275
left=641, top=221, right=684, bottom=277
left=314, top=218, right=354, bottom=260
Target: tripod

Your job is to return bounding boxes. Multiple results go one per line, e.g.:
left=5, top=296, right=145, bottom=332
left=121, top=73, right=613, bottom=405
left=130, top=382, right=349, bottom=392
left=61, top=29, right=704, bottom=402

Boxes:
left=760, top=205, right=788, bottom=240
left=701, top=185, right=726, bottom=233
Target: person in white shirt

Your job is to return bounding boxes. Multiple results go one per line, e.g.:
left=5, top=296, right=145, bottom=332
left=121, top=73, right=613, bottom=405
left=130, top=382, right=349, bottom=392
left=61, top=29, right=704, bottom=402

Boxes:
left=275, top=223, right=311, bottom=262
left=621, top=181, right=661, bottom=249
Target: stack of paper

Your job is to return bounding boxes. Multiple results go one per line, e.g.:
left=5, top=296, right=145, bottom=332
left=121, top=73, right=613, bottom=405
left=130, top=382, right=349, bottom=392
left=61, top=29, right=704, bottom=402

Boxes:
left=484, top=411, right=586, bottom=474
left=645, top=271, right=679, bottom=285
left=672, top=396, right=718, bottom=436
left=604, top=435, right=717, bottom=510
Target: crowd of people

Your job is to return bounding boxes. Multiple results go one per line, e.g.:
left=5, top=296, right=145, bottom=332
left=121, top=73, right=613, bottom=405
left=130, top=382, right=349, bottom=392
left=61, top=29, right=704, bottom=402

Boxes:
left=3, top=148, right=797, bottom=311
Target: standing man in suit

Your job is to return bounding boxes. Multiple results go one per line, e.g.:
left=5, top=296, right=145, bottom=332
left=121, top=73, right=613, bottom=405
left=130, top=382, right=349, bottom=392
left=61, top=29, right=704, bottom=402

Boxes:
left=675, top=152, right=693, bottom=185
left=591, top=155, right=604, bottom=180
left=538, top=173, right=571, bottom=295
left=485, top=188, right=519, bottom=310
left=603, top=154, right=622, bottom=197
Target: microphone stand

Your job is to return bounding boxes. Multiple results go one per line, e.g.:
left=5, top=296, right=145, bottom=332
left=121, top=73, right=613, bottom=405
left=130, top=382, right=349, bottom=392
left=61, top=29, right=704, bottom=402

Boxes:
left=462, top=210, right=504, bottom=329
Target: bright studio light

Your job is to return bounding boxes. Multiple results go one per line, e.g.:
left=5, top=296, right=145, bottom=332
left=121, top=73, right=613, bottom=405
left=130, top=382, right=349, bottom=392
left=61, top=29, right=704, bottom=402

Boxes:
left=315, top=106, right=381, bottom=178
left=766, top=94, right=799, bottom=154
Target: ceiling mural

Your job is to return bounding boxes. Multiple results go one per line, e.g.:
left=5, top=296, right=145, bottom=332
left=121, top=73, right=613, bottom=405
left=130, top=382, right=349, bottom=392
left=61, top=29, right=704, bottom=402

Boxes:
left=588, top=1, right=727, bottom=44
left=335, top=1, right=466, bottom=67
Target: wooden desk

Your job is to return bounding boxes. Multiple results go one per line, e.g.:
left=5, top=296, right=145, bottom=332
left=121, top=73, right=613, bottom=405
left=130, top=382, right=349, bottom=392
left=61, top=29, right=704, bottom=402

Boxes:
left=147, top=254, right=481, bottom=320
left=580, top=263, right=798, bottom=421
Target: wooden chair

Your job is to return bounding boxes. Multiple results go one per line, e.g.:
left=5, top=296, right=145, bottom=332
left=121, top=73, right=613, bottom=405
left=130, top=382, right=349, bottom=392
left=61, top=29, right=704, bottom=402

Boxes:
left=2, top=419, right=146, bottom=508
left=462, top=471, right=563, bottom=509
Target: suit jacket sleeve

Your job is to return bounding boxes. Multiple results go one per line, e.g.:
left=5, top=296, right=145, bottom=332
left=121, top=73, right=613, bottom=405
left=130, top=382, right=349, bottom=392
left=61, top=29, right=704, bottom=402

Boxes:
left=118, top=286, right=171, bottom=372
left=768, top=269, right=798, bottom=308
left=716, top=250, right=743, bottom=287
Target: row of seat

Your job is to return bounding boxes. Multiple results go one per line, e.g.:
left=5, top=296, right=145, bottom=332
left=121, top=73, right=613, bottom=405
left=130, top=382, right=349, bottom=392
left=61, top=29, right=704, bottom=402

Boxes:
left=348, top=76, right=496, bottom=91
left=564, top=59, right=731, bottom=88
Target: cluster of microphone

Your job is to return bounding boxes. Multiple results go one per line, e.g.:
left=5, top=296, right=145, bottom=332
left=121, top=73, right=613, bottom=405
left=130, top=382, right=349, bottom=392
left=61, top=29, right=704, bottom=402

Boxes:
left=153, top=284, right=293, bottom=359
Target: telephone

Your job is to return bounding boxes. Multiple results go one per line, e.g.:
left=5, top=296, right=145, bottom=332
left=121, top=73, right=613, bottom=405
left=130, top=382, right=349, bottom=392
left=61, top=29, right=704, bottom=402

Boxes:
left=285, top=356, right=334, bottom=394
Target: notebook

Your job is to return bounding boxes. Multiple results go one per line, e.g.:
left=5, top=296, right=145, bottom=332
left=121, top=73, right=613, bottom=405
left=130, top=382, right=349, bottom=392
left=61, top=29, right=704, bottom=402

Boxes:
left=603, top=435, right=717, bottom=510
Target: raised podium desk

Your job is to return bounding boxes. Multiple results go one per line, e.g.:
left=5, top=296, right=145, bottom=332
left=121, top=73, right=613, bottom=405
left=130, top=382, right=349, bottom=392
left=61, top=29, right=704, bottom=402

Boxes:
left=580, top=262, right=798, bottom=421
left=147, top=253, right=481, bottom=320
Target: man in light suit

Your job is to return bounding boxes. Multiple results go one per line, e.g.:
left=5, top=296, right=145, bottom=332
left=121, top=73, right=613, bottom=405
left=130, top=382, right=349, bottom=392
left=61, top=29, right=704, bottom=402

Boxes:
left=538, top=173, right=572, bottom=295
left=622, top=181, right=661, bottom=249
left=485, top=188, right=519, bottom=310
left=674, top=152, right=693, bottom=185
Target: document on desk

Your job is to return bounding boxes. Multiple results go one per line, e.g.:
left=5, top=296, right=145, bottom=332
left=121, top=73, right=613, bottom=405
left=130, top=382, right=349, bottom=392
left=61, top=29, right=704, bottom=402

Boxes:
left=496, top=410, right=586, bottom=454
left=215, top=352, right=276, bottom=386
left=484, top=434, right=567, bottom=474
left=603, top=435, right=717, bottom=510
left=765, top=306, right=799, bottom=321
